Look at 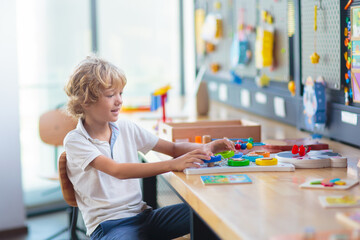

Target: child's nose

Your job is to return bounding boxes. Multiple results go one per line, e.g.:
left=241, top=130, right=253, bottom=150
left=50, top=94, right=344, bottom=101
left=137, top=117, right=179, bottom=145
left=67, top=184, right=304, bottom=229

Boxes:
left=116, top=95, right=123, bottom=104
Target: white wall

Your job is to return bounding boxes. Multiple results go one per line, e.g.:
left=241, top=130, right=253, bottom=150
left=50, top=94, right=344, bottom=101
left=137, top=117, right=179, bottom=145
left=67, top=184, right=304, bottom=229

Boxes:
left=0, top=0, right=27, bottom=231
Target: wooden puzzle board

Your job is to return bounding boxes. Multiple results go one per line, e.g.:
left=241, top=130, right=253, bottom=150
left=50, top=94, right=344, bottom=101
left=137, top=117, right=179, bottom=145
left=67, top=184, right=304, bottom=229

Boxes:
left=184, top=161, right=294, bottom=175
left=276, top=150, right=347, bottom=169
left=300, top=179, right=359, bottom=190
left=319, top=195, right=360, bottom=208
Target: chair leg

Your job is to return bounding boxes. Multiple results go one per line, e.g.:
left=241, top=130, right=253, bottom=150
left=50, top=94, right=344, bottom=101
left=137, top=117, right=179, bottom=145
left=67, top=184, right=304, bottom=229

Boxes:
left=70, top=207, right=79, bottom=240
left=45, top=207, right=87, bottom=240
left=45, top=227, right=68, bottom=240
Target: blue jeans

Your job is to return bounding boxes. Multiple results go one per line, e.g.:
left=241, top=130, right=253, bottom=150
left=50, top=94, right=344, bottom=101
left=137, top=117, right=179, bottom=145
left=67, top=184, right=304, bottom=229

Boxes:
left=90, top=203, right=190, bottom=240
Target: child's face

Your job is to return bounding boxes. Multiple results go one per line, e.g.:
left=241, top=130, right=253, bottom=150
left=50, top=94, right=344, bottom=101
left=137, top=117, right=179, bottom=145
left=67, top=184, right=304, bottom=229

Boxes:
left=83, top=87, right=124, bottom=123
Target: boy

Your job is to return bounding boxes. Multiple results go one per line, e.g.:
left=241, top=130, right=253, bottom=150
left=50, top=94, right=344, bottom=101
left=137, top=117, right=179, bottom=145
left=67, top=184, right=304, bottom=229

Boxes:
left=64, top=56, right=235, bottom=239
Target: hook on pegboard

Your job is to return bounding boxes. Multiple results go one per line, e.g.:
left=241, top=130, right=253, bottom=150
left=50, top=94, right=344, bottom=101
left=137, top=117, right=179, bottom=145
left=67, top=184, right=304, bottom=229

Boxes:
left=316, top=0, right=323, bottom=11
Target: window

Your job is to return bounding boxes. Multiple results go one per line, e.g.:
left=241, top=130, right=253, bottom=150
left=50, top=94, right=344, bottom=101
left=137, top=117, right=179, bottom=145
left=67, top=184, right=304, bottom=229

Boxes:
left=16, top=0, right=91, bottom=210
left=16, top=0, right=181, bottom=212
left=97, top=0, right=181, bottom=105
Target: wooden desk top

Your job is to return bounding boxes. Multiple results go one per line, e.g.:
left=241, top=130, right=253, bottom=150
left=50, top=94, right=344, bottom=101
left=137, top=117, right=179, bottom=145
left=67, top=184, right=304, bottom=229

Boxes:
left=140, top=101, right=360, bottom=240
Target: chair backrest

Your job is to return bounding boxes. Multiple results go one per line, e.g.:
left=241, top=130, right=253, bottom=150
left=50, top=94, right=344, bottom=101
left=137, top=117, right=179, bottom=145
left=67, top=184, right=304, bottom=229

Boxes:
left=58, top=152, right=77, bottom=207
left=39, top=109, right=77, bottom=146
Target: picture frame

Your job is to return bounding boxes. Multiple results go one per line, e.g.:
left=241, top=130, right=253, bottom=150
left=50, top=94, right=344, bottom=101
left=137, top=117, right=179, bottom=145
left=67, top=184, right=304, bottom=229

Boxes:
left=351, top=7, right=360, bottom=40
left=350, top=6, right=360, bottom=102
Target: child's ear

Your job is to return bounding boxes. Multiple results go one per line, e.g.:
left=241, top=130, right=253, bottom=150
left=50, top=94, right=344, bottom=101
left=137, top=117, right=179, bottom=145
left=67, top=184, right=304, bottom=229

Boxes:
left=82, top=103, right=90, bottom=109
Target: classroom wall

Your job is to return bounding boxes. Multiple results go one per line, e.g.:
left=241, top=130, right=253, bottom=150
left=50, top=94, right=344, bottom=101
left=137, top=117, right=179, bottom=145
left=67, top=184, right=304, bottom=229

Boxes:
left=0, top=0, right=27, bottom=231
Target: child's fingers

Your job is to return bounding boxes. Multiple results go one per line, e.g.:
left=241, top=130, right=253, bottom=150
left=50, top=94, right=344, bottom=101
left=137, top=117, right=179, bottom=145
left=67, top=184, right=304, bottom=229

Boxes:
left=188, top=158, right=204, bottom=164
left=188, top=150, right=211, bottom=160
left=191, top=148, right=209, bottom=155
left=187, top=163, right=201, bottom=168
left=190, top=154, right=210, bottom=161
left=223, top=137, right=235, bottom=150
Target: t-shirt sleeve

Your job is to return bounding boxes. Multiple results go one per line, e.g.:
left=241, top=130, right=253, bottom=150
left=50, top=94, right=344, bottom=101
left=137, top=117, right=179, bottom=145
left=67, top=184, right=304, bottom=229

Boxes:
left=64, top=132, right=102, bottom=171
left=130, top=122, right=159, bottom=154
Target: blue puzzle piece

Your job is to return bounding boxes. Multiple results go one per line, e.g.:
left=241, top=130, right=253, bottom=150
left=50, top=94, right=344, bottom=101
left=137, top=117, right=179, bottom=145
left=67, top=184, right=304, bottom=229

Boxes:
left=202, top=155, right=222, bottom=163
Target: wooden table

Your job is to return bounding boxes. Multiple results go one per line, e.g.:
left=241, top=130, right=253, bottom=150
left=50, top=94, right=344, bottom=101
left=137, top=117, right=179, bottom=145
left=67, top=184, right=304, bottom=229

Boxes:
left=139, top=102, right=360, bottom=240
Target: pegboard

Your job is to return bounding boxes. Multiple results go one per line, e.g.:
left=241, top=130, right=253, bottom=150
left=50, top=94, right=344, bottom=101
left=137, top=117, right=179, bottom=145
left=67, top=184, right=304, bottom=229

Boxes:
left=196, top=0, right=234, bottom=71
left=258, top=0, right=290, bottom=82
left=232, top=0, right=257, bottom=78
left=301, top=0, right=341, bottom=90
left=196, top=0, right=290, bottom=82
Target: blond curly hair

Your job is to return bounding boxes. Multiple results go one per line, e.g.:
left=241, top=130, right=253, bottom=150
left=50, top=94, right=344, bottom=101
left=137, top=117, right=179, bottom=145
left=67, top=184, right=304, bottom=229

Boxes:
left=65, top=56, right=127, bottom=119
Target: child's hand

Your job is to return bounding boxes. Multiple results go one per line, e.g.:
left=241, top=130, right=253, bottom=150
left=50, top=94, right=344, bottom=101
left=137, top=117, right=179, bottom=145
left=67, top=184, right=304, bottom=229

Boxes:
left=206, top=138, right=235, bottom=154
left=170, top=149, right=209, bottom=171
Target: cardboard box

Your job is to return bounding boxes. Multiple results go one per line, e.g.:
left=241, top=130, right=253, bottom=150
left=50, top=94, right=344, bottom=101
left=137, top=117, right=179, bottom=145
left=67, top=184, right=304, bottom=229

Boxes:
left=159, top=120, right=261, bottom=143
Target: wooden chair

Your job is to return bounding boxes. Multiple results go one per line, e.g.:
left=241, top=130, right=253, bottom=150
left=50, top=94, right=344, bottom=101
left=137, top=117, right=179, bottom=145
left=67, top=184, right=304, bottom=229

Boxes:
left=55, top=152, right=86, bottom=240
left=38, top=109, right=84, bottom=239
left=39, top=108, right=77, bottom=170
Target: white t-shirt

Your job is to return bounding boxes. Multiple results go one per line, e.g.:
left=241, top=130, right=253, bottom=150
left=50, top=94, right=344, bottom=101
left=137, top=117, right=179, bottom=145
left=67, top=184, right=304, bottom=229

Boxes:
left=64, top=119, right=159, bottom=236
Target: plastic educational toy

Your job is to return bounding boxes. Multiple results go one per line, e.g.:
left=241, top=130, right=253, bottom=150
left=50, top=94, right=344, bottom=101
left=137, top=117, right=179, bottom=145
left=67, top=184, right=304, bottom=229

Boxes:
left=201, top=10, right=223, bottom=45
left=195, top=136, right=202, bottom=143
left=345, top=0, right=353, bottom=10
left=232, top=152, right=243, bottom=158
left=151, top=85, right=171, bottom=123
left=262, top=137, right=329, bottom=153
left=214, top=137, right=265, bottom=151
left=310, top=52, right=320, bottom=64
left=303, top=76, right=326, bottom=131
left=256, top=74, right=270, bottom=87
left=228, top=158, right=250, bottom=167
left=206, top=42, right=215, bottom=53
left=276, top=150, right=347, bottom=169
left=310, top=5, right=320, bottom=65
left=202, top=155, right=222, bottom=164
left=218, top=151, right=235, bottom=159
left=320, top=195, right=360, bottom=208
left=288, top=80, right=296, bottom=96
left=210, top=63, right=220, bottom=73
left=243, top=153, right=263, bottom=162
left=255, top=157, right=277, bottom=166
left=300, top=178, right=358, bottom=190
left=252, top=151, right=270, bottom=157
left=291, top=144, right=311, bottom=157
left=202, top=135, right=215, bottom=167
left=230, top=8, right=253, bottom=68
left=255, top=10, right=274, bottom=69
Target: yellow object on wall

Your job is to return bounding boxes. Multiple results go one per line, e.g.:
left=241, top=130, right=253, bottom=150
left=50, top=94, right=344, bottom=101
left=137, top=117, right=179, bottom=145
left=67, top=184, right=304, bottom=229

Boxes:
left=255, top=26, right=274, bottom=68
left=195, top=9, right=206, bottom=55
left=215, top=18, right=223, bottom=38
left=201, top=13, right=223, bottom=44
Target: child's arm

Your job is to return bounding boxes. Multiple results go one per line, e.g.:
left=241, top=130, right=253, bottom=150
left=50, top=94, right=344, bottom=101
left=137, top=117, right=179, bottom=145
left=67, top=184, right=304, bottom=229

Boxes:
left=152, top=138, right=235, bottom=158
left=89, top=149, right=208, bottom=179
left=89, top=138, right=234, bottom=179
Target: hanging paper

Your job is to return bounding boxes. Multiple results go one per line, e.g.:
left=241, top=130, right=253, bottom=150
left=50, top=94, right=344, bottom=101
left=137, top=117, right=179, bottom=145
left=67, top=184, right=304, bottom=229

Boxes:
left=201, top=13, right=223, bottom=45
left=255, top=25, right=274, bottom=68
